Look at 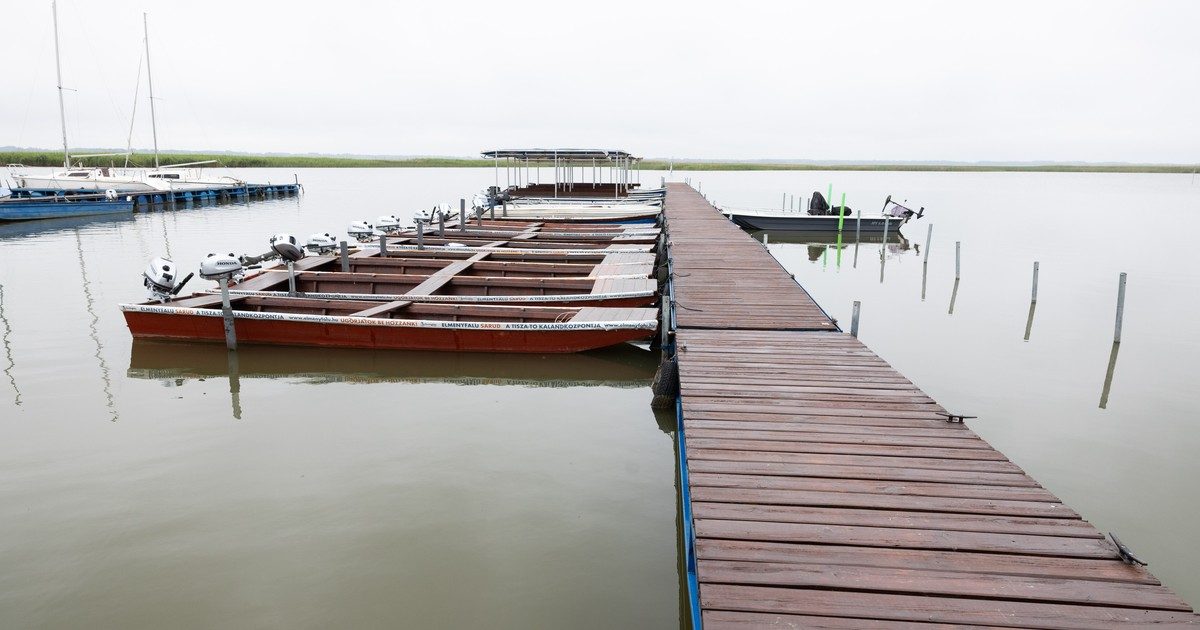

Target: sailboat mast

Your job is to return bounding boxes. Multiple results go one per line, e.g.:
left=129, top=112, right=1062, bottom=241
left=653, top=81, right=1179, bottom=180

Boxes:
left=143, top=12, right=159, bottom=168
left=51, top=0, right=70, bottom=169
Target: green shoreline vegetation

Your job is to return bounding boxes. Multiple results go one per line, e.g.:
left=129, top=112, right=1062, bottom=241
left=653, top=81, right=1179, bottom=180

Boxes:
left=2, top=150, right=1196, bottom=174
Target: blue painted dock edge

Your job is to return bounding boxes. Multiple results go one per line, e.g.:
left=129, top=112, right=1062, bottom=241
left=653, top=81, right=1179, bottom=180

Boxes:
left=663, top=229, right=702, bottom=629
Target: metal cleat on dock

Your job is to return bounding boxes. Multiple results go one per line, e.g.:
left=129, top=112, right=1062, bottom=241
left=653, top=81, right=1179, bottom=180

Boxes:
left=936, top=412, right=978, bottom=423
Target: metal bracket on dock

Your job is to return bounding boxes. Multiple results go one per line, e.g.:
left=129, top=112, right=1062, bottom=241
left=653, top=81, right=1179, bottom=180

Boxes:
left=1109, top=533, right=1148, bottom=566
left=936, top=412, right=977, bottom=424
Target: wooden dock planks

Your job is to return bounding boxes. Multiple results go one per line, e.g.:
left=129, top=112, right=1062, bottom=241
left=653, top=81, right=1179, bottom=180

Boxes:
left=663, top=185, right=837, bottom=331
left=663, top=184, right=1197, bottom=628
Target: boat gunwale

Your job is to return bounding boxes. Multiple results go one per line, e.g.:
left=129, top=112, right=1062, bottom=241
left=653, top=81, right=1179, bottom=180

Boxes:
left=119, top=303, right=658, bottom=331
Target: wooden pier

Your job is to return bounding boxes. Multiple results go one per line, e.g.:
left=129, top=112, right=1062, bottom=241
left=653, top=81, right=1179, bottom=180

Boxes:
left=661, top=183, right=1198, bottom=628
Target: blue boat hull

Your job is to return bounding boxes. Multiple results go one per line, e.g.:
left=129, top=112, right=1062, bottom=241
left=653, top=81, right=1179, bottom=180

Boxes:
left=0, top=198, right=134, bottom=221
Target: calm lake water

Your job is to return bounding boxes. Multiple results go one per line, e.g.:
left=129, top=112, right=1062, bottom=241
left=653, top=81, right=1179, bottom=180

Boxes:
left=1, top=167, right=1198, bottom=627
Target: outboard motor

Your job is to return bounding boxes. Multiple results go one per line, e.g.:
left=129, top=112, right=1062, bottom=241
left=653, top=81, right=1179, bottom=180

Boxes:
left=471, top=193, right=489, bottom=214
left=199, top=253, right=245, bottom=284
left=269, top=233, right=305, bottom=262
left=270, top=233, right=305, bottom=296
left=808, top=191, right=831, bottom=216
left=377, top=214, right=403, bottom=233
left=104, top=188, right=118, bottom=200
left=305, top=232, right=337, bottom=254
left=433, top=203, right=455, bottom=222
left=347, top=221, right=375, bottom=242
left=409, top=209, right=430, bottom=225
left=142, top=256, right=194, bottom=302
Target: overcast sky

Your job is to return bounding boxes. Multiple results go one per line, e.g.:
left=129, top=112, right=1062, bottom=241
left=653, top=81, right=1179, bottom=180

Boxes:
left=2, top=0, right=1197, bottom=162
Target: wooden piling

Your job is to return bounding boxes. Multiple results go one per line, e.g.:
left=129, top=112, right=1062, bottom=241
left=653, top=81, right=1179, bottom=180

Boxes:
left=924, top=223, right=933, bottom=263
left=1031, top=261, right=1040, bottom=303
left=219, top=278, right=237, bottom=350
left=1114, top=272, right=1127, bottom=343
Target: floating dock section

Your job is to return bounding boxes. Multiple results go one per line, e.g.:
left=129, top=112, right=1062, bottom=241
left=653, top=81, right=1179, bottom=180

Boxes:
left=661, top=183, right=1198, bottom=628
left=9, top=183, right=300, bottom=208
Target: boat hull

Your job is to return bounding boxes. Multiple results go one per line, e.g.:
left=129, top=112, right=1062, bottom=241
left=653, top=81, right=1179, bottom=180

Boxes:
left=122, top=309, right=654, bottom=353
left=12, top=175, right=155, bottom=193
left=0, top=197, right=134, bottom=221
left=728, top=212, right=908, bottom=232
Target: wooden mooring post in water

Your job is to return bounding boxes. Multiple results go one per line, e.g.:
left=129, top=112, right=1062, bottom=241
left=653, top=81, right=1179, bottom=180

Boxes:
left=1114, top=272, right=1127, bottom=343
left=1031, top=261, right=1040, bottom=302
left=923, top=223, right=933, bottom=263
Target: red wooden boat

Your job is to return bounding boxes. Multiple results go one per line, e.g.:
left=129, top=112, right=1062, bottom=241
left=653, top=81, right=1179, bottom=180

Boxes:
left=121, top=297, right=657, bottom=353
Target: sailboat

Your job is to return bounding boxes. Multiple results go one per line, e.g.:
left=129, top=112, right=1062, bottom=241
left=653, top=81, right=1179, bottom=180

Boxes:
left=8, top=2, right=153, bottom=192
left=10, top=8, right=243, bottom=194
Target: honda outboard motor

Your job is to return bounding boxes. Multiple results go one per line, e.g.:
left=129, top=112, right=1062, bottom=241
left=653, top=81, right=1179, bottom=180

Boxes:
left=347, top=221, right=375, bottom=242
left=305, top=232, right=337, bottom=254
left=433, top=203, right=455, bottom=221
left=410, top=209, right=430, bottom=225
left=808, top=191, right=830, bottom=216
left=377, top=215, right=403, bottom=233
left=199, top=253, right=245, bottom=284
left=269, top=233, right=305, bottom=262
left=142, top=256, right=194, bottom=302
left=484, top=185, right=510, bottom=208
left=471, top=193, right=489, bottom=214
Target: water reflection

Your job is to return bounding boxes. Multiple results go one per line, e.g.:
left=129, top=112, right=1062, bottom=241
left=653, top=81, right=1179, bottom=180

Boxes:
left=1100, top=341, right=1121, bottom=409
left=921, top=262, right=929, bottom=301
left=948, top=277, right=961, bottom=315
left=227, top=351, right=243, bottom=420
left=750, top=230, right=911, bottom=265
left=0, top=284, right=20, bottom=406
left=1024, top=301, right=1037, bottom=341
left=0, top=212, right=135, bottom=241
left=127, top=340, right=659, bottom=389
left=75, top=230, right=119, bottom=422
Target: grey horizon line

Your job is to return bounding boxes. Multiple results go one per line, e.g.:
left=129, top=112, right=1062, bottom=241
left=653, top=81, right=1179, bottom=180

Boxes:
left=2, top=145, right=1196, bottom=167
